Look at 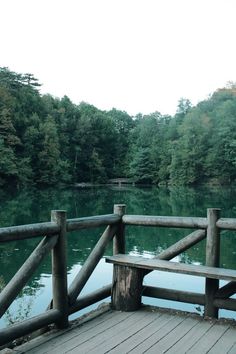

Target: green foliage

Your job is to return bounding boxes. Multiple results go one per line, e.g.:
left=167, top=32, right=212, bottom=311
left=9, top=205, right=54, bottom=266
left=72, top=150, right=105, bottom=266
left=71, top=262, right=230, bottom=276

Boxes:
left=130, top=147, right=154, bottom=183
left=1, top=66, right=236, bottom=187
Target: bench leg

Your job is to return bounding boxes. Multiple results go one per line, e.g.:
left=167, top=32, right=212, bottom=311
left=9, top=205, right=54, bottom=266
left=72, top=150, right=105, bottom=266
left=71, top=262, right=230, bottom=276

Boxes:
left=111, top=265, right=144, bottom=311
left=205, top=278, right=219, bottom=318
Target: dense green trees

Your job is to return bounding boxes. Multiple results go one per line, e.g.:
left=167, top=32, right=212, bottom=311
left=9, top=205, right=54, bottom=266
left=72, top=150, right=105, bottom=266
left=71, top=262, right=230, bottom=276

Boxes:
left=1, top=66, right=236, bottom=188
left=0, top=67, right=134, bottom=187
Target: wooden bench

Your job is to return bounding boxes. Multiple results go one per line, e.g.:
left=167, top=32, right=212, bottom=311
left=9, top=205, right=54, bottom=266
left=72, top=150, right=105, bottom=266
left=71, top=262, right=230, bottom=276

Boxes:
left=106, top=254, right=236, bottom=281
left=105, top=254, right=236, bottom=312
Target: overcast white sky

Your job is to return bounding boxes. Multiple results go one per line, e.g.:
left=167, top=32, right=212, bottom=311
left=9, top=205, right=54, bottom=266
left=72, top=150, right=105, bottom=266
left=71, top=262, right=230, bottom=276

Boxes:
left=1, top=0, right=236, bottom=116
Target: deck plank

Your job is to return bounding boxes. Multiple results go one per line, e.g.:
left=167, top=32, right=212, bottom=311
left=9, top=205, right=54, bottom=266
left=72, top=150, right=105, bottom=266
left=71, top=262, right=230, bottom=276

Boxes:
left=128, top=313, right=186, bottom=353
left=12, top=306, right=112, bottom=353
left=108, top=313, right=175, bottom=353
left=86, top=310, right=164, bottom=354
left=227, top=342, right=236, bottom=353
left=166, top=318, right=215, bottom=353
left=27, top=311, right=134, bottom=354
left=208, top=327, right=236, bottom=354
left=67, top=309, right=157, bottom=353
left=145, top=317, right=199, bottom=353
left=14, top=306, right=236, bottom=354
left=186, top=323, right=230, bottom=353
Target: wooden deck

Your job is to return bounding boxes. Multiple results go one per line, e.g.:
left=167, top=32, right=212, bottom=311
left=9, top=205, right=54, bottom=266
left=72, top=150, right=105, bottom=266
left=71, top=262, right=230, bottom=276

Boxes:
left=12, top=305, right=236, bottom=354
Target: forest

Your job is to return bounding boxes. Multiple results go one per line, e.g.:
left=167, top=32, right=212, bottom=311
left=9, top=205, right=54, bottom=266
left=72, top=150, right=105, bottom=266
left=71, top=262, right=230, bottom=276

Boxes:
left=1, top=66, right=236, bottom=188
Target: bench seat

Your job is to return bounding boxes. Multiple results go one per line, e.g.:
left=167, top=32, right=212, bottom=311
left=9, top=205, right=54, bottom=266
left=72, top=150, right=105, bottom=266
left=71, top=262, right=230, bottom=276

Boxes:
left=105, top=254, right=236, bottom=282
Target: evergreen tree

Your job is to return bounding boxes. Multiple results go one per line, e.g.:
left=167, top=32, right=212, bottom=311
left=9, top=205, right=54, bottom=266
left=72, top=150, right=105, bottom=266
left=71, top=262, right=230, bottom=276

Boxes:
left=37, top=115, right=61, bottom=185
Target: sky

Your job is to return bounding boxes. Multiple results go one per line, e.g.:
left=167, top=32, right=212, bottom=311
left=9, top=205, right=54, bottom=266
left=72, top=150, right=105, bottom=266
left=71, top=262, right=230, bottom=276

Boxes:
left=1, top=0, right=236, bottom=116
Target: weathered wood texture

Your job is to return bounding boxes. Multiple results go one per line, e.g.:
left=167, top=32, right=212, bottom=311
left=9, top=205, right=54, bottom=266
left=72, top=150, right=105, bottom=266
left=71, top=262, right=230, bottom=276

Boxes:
left=3, top=204, right=236, bottom=348
left=205, top=208, right=221, bottom=318
left=113, top=204, right=126, bottom=255
left=137, top=286, right=236, bottom=312
left=68, top=224, right=118, bottom=305
left=122, top=215, right=208, bottom=228
left=215, top=281, right=236, bottom=299
left=111, top=265, right=144, bottom=311
left=1, top=213, right=236, bottom=244
left=0, top=214, right=120, bottom=243
left=143, top=285, right=205, bottom=305
left=106, top=254, right=236, bottom=282
left=67, top=214, right=120, bottom=232
left=14, top=307, right=236, bottom=354
left=0, top=235, right=58, bottom=317
left=123, top=214, right=236, bottom=231
left=111, top=229, right=206, bottom=310
left=217, top=218, right=236, bottom=230
left=0, top=222, right=59, bottom=243
left=51, top=211, right=68, bottom=329
left=0, top=309, right=61, bottom=347
left=0, top=210, right=121, bottom=347
left=213, top=298, right=236, bottom=311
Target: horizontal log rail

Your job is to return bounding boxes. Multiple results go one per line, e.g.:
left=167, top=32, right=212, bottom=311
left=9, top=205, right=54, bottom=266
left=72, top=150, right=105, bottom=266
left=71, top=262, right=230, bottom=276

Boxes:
left=0, top=309, right=61, bottom=347
left=214, top=298, right=236, bottom=311
left=143, top=286, right=205, bottom=306
left=123, top=214, right=236, bottom=231
left=0, top=214, right=121, bottom=243
left=215, top=281, right=236, bottom=299
left=1, top=214, right=236, bottom=244
left=122, top=215, right=208, bottom=228
left=67, top=214, right=120, bottom=232
left=0, top=222, right=59, bottom=243
left=216, top=218, right=236, bottom=230
left=143, top=286, right=236, bottom=312
left=1, top=205, right=236, bottom=348
left=0, top=209, right=122, bottom=348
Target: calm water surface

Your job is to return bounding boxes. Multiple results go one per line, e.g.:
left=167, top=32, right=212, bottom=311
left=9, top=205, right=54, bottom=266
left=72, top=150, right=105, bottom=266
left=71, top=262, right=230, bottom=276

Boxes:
left=1, top=185, right=236, bottom=328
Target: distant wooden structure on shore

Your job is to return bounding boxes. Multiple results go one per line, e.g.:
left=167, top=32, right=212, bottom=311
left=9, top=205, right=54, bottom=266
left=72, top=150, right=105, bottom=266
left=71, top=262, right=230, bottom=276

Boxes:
left=108, top=178, right=135, bottom=186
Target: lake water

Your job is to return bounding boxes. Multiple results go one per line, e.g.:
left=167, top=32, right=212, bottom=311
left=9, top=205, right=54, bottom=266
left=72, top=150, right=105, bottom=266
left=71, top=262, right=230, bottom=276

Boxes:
left=1, top=185, right=236, bottom=328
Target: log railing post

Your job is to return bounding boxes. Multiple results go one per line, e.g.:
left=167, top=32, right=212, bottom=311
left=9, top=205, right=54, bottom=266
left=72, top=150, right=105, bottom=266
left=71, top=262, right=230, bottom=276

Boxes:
left=205, top=208, right=221, bottom=318
left=112, top=204, right=143, bottom=311
left=51, top=210, right=69, bottom=329
left=113, top=204, right=126, bottom=255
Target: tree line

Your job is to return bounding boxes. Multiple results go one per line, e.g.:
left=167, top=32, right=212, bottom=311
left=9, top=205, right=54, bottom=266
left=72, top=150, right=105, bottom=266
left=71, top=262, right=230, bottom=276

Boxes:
left=1, top=67, right=236, bottom=188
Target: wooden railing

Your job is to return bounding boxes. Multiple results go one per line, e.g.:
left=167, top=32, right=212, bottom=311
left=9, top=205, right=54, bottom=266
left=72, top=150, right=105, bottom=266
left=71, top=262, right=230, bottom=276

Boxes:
left=109, top=208, right=236, bottom=319
left=0, top=206, right=122, bottom=347
left=1, top=205, right=236, bottom=347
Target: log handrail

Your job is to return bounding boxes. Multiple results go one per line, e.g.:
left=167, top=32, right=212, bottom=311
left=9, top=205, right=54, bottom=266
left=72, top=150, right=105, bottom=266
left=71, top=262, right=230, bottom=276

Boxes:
left=110, top=208, right=236, bottom=318
left=1, top=205, right=236, bottom=348
left=123, top=214, right=236, bottom=231
left=122, top=215, right=208, bottom=228
left=0, top=214, right=121, bottom=243
left=0, top=210, right=122, bottom=347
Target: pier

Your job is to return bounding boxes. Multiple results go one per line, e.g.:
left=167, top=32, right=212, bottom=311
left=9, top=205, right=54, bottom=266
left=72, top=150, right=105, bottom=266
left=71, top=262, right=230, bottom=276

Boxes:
left=108, top=178, right=135, bottom=186
left=0, top=206, right=236, bottom=353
